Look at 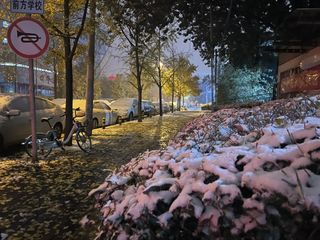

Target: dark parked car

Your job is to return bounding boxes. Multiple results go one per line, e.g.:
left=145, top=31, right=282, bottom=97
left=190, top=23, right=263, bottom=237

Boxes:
left=153, top=101, right=170, bottom=114
left=142, top=100, right=156, bottom=117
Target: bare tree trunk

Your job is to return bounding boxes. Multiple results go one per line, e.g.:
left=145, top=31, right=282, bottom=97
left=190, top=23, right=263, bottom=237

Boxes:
left=171, top=71, right=174, bottom=113
left=53, top=39, right=58, bottom=98
left=158, top=36, right=163, bottom=117
left=137, top=83, right=142, bottom=122
left=135, top=47, right=143, bottom=122
left=63, top=0, right=89, bottom=144
left=159, top=82, right=163, bottom=116
left=64, top=37, right=73, bottom=145
left=63, top=0, right=73, bottom=145
left=53, top=56, right=57, bottom=98
left=210, top=3, right=215, bottom=112
left=214, top=48, right=218, bottom=106
left=85, top=0, right=96, bottom=135
left=134, top=28, right=143, bottom=122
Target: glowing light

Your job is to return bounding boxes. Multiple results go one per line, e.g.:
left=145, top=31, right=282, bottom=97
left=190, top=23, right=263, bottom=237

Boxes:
left=0, top=62, right=53, bottom=73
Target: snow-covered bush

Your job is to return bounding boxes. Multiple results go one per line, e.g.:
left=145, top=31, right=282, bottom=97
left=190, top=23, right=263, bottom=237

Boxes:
left=89, top=96, right=320, bottom=240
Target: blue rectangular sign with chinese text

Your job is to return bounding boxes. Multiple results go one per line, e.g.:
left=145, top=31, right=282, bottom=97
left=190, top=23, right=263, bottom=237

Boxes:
left=10, top=0, right=44, bottom=14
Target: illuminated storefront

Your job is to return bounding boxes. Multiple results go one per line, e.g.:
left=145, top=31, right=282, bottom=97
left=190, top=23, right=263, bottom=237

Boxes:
left=278, top=47, right=320, bottom=97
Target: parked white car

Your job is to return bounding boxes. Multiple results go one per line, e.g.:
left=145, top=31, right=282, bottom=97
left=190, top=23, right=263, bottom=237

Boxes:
left=58, top=99, right=120, bottom=128
left=110, top=98, right=138, bottom=121
left=0, top=94, right=65, bottom=150
left=92, top=100, right=120, bottom=126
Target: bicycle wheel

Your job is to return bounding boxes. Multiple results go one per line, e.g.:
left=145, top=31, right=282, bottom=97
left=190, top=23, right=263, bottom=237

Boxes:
left=25, top=133, right=52, bottom=158
left=75, top=129, right=92, bottom=152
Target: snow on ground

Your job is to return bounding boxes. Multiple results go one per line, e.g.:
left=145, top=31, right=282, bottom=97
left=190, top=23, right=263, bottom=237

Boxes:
left=89, top=96, right=320, bottom=240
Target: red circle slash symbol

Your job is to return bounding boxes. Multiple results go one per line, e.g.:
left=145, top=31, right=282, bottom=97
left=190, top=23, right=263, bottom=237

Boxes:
left=7, top=17, right=49, bottom=59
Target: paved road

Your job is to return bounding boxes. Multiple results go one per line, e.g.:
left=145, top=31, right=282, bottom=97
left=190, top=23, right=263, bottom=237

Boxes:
left=0, top=111, right=202, bottom=240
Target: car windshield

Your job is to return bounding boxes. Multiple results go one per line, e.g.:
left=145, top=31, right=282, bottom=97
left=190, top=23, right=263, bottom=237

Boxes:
left=99, top=99, right=111, bottom=106
left=61, top=99, right=86, bottom=110
left=111, top=99, right=132, bottom=108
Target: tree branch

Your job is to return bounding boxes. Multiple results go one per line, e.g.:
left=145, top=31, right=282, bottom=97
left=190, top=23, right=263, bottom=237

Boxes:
left=129, top=81, right=138, bottom=89
left=119, top=24, right=135, bottom=47
left=70, top=0, right=90, bottom=58
left=40, top=15, right=66, bottom=37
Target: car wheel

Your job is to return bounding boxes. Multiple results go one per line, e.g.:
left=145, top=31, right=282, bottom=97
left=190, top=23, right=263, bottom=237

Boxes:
left=116, top=116, right=122, bottom=125
left=0, top=134, right=4, bottom=153
left=93, top=118, right=99, bottom=129
left=128, top=112, right=134, bottom=121
left=53, top=123, right=63, bottom=139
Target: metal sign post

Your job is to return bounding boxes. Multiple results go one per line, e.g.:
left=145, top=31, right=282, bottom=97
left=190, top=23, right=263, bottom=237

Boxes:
left=7, top=14, right=49, bottom=162
left=28, top=57, right=37, bottom=162
left=25, top=14, right=37, bottom=163
left=26, top=14, right=37, bottom=162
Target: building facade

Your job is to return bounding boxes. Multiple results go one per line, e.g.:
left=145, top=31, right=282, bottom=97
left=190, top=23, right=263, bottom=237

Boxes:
left=278, top=47, right=320, bottom=98
left=0, top=19, right=54, bottom=96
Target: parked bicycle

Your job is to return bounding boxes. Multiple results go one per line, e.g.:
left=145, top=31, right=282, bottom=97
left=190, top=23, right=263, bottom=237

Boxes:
left=23, top=108, right=92, bottom=158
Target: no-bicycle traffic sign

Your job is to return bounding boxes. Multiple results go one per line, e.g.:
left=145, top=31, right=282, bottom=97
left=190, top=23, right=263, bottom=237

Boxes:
left=7, top=17, right=49, bottom=59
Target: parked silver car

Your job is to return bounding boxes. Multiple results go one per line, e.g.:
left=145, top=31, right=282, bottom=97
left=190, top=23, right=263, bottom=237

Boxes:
left=110, top=98, right=138, bottom=121
left=92, top=100, right=121, bottom=126
left=57, top=99, right=120, bottom=128
left=0, top=94, right=65, bottom=150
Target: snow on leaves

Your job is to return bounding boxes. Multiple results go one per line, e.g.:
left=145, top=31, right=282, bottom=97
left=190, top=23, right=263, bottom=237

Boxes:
left=90, top=96, right=320, bottom=239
